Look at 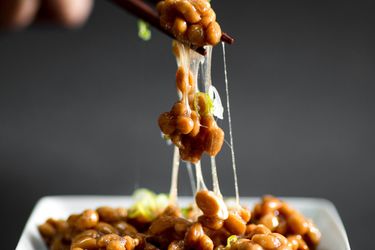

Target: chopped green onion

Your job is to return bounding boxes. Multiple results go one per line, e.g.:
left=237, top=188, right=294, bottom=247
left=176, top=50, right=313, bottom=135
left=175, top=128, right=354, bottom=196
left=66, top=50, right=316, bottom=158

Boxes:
left=194, top=92, right=214, bottom=116
left=128, top=203, right=153, bottom=220
left=181, top=206, right=193, bottom=218
left=208, top=85, right=224, bottom=119
left=133, top=188, right=155, bottom=202
left=155, top=194, right=169, bottom=211
left=128, top=189, right=169, bottom=221
left=226, top=235, right=238, bottom=248
left=138, top=20, right=151, bottom=41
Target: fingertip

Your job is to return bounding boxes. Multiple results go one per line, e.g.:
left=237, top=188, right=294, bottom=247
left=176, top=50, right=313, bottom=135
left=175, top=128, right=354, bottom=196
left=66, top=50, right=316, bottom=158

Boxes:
left=48, top=0, right=94, bottom=28
left=0, top=0, right=40, bottom=30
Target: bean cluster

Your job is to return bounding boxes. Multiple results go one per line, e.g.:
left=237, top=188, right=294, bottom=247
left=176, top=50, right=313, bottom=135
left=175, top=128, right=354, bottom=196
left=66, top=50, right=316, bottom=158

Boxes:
left=226, top=224, right=291, bottom=250
left=195, top=190, right=252, bottom=246
left=39, top=196, right=321, bottom=250
left=157, top=0, right=222, bottom=46
left=39, top=207, right=142, bottom=250
left=158, top=64, right=224, bottom=163
left=251, top=196, right=321, bottom=250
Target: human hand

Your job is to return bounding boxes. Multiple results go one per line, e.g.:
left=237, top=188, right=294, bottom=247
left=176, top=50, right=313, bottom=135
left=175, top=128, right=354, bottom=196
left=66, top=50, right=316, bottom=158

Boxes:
left=0, top=0, right=94, bottom=30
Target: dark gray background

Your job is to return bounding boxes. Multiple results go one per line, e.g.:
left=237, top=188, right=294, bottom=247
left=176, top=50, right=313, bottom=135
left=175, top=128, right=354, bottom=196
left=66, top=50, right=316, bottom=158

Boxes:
left=1, top=0, right=374, bottom=249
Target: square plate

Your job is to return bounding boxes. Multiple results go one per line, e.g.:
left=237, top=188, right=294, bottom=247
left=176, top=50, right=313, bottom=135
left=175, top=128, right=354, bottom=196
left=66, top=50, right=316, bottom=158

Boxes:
left=16, top=196, right=350, bottom=250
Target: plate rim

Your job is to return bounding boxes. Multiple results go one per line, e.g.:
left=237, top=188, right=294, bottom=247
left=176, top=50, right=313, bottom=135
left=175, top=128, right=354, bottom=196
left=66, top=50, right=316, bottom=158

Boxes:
left=16, top=195, right=351, bottom=250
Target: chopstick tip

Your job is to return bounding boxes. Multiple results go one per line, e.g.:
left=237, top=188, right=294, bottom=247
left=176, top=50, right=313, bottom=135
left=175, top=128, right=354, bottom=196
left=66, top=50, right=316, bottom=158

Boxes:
left=221, top=32, right=235, bottom=45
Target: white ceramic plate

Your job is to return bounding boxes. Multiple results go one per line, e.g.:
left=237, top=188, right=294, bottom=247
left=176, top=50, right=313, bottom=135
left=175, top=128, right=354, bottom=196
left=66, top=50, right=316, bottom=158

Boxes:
left=16, top=196, right=350, bottom=250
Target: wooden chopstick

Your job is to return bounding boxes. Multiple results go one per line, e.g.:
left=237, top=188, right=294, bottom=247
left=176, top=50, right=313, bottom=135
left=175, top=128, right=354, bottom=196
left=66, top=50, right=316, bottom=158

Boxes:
left=108, top=0, right=234, bottom=55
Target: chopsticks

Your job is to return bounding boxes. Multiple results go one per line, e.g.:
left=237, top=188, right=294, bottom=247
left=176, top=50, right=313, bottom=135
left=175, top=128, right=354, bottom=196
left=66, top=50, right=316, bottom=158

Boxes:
left=108, top=0, right=234, bottom=55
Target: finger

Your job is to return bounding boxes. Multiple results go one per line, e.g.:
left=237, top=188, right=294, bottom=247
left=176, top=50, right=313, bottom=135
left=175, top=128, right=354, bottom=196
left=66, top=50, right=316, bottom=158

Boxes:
left=0, top=0, right=40, bottom=30
left=45, top=0, right=94, bottom=28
